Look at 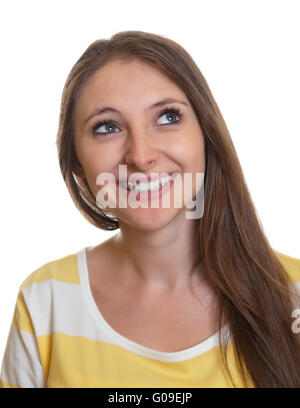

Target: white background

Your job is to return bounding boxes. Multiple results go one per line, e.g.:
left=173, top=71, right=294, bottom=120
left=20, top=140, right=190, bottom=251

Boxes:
left=0, top=0, right=299, bottom=362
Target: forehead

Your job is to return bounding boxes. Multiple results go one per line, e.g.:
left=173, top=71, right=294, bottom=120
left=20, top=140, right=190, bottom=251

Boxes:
left=76, top=59, right=187, bottom=111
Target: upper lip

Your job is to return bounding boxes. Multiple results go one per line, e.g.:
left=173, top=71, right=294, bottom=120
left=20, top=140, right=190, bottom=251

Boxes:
left=117, top=172, right=176, bottom=184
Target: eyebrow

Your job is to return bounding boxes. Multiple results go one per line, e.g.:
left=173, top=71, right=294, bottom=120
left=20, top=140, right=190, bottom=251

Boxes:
left=83, top=98, right=189, bottom=125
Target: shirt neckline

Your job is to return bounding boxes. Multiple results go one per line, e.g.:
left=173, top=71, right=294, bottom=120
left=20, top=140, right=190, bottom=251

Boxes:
left=77, top=246, right=231, bottom=362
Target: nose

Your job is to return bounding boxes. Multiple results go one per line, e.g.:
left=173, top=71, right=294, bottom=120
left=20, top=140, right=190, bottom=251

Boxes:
left=124, top=129, right=159, bottom=171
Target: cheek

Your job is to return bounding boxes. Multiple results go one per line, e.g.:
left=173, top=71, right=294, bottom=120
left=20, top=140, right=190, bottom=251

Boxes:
left=76, top=147, right=110, bottom=193
left=193, top=143, right=205, bottom=172
left=174, top=133, right=205, bottom=171
left=79, top=144, right=111, bottom=172
left=189, top=129, right=205, bottom=167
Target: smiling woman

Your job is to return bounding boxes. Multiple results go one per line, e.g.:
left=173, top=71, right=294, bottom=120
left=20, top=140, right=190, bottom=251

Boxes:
left=72, top=57, right=205, bottom=227
left=0, top=30, right=300, bottom=389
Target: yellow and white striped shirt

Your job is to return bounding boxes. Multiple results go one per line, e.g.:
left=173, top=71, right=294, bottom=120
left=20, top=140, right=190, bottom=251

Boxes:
left=0, top=248, right=299, bottom=388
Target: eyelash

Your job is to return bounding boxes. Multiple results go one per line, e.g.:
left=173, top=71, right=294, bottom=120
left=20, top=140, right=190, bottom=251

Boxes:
left=90, top=106, right=183, bottom=136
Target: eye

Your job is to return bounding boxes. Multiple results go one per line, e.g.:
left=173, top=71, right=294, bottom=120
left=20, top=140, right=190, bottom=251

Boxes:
left=91, top=106, right=183, bottom=136
left=156, top=108, right=183, bottom=126
left=91, top=120, right=121, bottom=135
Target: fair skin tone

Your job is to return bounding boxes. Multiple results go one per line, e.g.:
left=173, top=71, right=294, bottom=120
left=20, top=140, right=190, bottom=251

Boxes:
left=73, top=59, right=226, bottom=351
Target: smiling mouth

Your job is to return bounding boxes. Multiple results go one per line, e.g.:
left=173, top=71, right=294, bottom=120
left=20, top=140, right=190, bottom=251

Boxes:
left=118, top=172, right=178, bottom=192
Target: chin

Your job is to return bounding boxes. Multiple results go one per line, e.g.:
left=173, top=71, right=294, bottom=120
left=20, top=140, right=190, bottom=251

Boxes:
left=119, top=206, right=182, bottom=231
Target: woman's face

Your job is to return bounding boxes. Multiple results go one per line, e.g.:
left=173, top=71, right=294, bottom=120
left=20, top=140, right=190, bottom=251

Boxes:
left=74, top=59, right=205, bottom=230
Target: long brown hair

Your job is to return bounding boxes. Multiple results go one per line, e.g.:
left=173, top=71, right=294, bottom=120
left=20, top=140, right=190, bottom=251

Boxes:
left=56, top=30, right=300, bottom=387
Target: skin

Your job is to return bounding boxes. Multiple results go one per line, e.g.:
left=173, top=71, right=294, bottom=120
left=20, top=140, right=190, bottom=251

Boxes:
left=73, top=59, right=219, bottom=316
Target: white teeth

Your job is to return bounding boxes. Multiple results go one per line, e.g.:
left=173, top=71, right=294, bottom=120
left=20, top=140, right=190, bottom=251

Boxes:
left=121, top=173, right=176, bottom=192
left=129, top=179, right=160, bottom=192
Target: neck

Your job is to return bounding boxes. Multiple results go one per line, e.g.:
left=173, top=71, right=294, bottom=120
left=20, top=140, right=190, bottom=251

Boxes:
left=112, top=213, right=205, bottom=292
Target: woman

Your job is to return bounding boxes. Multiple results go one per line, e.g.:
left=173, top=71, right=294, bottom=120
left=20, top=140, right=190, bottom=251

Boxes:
left=1, top=30, right=300, bottom=388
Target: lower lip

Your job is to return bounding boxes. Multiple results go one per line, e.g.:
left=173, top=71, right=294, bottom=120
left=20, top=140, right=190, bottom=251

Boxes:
left=117, top=174, right=178, bottom=201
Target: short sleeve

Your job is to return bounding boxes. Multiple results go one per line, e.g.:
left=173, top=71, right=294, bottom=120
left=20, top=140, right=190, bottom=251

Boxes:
left=0, top=286, right=46, bottom=388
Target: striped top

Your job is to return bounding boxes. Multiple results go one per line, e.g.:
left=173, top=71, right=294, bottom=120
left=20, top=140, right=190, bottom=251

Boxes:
left=0, top=248, right=299, bottom=388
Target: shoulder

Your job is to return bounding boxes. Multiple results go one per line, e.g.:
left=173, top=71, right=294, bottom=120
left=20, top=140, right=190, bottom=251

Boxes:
left=19, top=251, right=80, bottom=291
left=273, top=249, right=300, bottom=283
left=17, top=251, right=80, bottom=314
left=14, top=250, right=81, bottom=333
